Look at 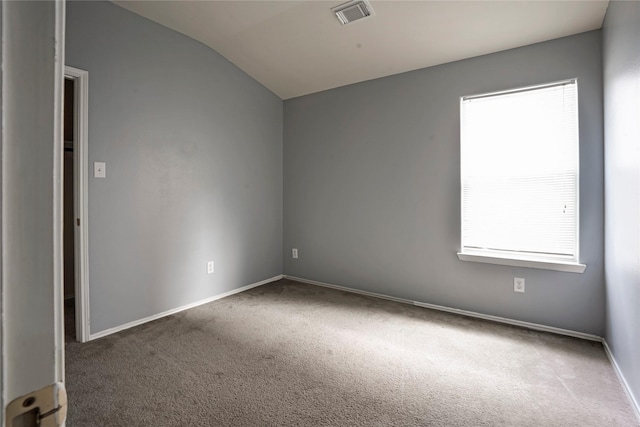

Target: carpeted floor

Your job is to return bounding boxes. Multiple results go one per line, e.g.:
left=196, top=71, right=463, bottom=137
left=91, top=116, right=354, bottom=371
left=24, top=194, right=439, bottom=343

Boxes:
left=65, top=279, right=639, bottom=426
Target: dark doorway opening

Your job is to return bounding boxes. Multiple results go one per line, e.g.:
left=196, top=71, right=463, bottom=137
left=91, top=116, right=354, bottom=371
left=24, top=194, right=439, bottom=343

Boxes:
left=64, top=77, right=76, bottom=343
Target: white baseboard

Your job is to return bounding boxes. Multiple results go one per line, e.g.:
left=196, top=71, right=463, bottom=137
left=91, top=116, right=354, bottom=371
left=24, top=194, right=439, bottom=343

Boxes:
left=285, top=274, right=640, bottom=420
left=411, top=300, right=601, bottom=342
left=85, top=272, right=639, bottom=421
left=89, top=275, right=283, bottom=340
left=284, top=275, right=601, bottom=342
left=602, top=339, right=640, bottom=422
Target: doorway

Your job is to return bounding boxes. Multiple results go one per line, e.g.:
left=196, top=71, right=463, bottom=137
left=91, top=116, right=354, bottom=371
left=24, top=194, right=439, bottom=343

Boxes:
left=64, top=77, right=76, bottom=341
left=64, top=66, right=90, bottom=343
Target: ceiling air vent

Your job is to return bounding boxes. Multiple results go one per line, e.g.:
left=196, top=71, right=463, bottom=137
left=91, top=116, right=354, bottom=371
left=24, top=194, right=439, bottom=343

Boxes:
left=332, top=0, right=375, bottom=25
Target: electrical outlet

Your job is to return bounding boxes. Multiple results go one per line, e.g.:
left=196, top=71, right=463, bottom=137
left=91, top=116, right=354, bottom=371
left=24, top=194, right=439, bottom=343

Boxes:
left=207, top=261, right=214, bottom=274
left=514, top=277, right=525, bottom=293
left=292, top=248, right=298, bottom=259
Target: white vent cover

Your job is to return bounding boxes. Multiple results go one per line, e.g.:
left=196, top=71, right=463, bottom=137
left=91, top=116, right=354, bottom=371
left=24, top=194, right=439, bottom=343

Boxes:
left=332, top=0, right=375, bottom=25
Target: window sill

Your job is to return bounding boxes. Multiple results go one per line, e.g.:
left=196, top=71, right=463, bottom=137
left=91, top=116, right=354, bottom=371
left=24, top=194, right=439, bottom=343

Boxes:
left=457, top=252, right=586, bottom=273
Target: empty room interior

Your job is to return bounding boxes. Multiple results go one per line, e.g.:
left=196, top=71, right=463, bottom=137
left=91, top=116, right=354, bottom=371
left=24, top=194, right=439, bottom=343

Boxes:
left=9, top=0, right=640, bottom=425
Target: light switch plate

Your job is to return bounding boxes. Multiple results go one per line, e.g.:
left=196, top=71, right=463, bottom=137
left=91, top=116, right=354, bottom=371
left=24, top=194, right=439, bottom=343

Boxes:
left=94, top=162, right=106, bottom=178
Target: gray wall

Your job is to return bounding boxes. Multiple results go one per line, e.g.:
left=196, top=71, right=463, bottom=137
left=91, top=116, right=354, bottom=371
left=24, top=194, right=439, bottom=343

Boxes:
left=603, top=0, right=640, bottom=410
left=66, top=2, right=283, bottom=334
left=284, top=31, right=604, bottom=335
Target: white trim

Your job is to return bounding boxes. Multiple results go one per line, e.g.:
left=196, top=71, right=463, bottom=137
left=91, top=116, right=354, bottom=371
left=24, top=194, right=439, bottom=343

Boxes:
left=287, top=275, right=640, bottom=420
left=462, top=78, right=577, bottom=101
left=575, top=79, right=581, bottom=270
left=89, top=275, right=283, bottom=340
left=54, top=0, right=67, bottom=387
left=64, top=66, right=90, bottom=343
left=412, top=299, right=598, bottom=341
left=602, top=339, right=640, bottom=423
left=284, top=275, right=600, bottom=342
left=457, top=252, right=586, bottom=273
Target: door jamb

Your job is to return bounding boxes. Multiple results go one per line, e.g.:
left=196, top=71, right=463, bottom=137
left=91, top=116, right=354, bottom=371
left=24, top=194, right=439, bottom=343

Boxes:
left=64, top=66, right=90, bottom=343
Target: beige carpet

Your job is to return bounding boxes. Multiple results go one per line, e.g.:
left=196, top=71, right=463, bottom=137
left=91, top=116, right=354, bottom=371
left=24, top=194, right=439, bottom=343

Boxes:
left=65, top=279, right=639, bottom=426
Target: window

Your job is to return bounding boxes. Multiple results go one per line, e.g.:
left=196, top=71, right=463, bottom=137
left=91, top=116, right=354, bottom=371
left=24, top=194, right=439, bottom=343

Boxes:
left=458, top=80, right=585, bottom=273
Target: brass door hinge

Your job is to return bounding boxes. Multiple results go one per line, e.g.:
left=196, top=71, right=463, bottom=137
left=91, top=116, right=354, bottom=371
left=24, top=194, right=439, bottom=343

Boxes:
left=6, top=382, right=67, bottom=427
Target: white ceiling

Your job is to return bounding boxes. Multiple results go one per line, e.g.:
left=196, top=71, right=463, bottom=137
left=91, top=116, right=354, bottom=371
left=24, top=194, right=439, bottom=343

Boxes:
left=113, top=1, right=609, bottom=100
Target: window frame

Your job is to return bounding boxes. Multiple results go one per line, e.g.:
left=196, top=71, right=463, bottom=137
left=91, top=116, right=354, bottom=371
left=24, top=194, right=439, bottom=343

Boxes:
left=457, top=79, right=586, bottom=273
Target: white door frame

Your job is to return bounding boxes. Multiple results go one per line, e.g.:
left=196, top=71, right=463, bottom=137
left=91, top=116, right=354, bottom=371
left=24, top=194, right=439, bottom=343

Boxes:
left=2, top=0, right=67, bottom=421
left=64, top=66, right=90, bottom=343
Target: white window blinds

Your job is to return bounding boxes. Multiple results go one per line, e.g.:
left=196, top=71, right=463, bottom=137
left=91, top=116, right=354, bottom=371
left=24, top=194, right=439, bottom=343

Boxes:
left=460, top=80, right=579, bottom=262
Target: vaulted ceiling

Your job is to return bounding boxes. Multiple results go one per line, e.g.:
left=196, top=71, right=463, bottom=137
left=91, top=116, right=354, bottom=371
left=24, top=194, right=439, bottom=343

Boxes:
left=113, top=1, right=609, bottom=99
